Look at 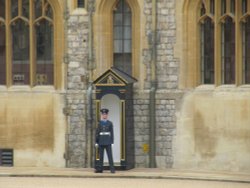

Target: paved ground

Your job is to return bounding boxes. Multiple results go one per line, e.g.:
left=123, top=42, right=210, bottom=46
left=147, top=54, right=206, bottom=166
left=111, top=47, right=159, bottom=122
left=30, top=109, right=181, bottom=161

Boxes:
left=0, top=177, right=250, bottom=188
left=0, top=167, right=249, bottom=188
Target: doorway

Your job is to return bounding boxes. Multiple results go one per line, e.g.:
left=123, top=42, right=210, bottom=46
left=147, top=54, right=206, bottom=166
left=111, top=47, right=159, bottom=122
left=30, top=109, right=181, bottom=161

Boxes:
left=101, top=94, right=121, bottom=164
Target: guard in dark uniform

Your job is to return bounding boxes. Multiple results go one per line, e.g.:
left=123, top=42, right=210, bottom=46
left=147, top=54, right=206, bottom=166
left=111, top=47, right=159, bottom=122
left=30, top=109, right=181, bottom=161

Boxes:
left=95, top=108, right=115, bottom=173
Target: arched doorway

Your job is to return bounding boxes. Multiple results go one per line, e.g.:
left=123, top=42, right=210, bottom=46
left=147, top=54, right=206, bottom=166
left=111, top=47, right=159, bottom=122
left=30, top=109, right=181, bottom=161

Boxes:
left=101, top=94, right=121, bottom=164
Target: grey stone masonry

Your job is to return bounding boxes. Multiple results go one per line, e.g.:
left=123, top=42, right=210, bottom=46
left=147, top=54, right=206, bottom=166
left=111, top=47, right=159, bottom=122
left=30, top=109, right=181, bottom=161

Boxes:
left=66, top=13, right=89, bottom=167
left=64, top=0, right=181, bottom=169
left=155, top=98, right=176, bottom=168
left=133, top=90, right=181, bottom=168
left=133, top=91, right=150, bottom=168
left=143, top=0, right=178, bottom=90
left=141, top=0, right=180, bottom=168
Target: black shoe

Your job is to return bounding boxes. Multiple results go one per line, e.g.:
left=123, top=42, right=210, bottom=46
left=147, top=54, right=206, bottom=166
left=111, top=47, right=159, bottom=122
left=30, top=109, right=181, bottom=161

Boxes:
left=95, top=170, right=103, bottom=173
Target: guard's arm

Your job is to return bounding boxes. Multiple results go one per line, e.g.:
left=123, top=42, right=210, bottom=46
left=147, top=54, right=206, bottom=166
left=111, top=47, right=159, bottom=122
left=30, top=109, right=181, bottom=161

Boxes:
left=95, top=124, right=100, bottom=144
left=110, top=122, right=114, bottom=144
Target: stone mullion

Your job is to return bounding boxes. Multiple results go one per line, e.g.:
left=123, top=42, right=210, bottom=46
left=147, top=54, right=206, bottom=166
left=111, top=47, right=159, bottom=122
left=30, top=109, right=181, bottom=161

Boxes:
left=236, top=1, right=242, bottom=85
left=214, top=1, right=221, bottom=86
left=207, top=0, right=211, bottom=14
left=6, top=0, right=11, bottom=87
left=226, top=0, right=230, bottom=14
left=30, top=0, right=35, bottom=87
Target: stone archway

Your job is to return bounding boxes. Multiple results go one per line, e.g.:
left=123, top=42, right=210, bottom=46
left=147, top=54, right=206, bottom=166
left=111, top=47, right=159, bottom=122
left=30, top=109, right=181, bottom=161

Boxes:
left=94, top=0, right=141, bottom=79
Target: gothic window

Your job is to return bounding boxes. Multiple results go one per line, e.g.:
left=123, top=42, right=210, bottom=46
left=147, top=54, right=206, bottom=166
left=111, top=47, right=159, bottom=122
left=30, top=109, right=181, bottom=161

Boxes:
left=220, top=0, right=236, bottom=84
left=199, top=1, right=214, bottom=84
left=12, top=19, right=30, bottom=85
left=221, top=17, right=235, bottom=84
left=0, top=0, right=55, bottom=86
left=198, top=0, right=244, bottom=85
left=113, top=0, right=132, bottom=75
left=35, top=0, right=54, bottom=85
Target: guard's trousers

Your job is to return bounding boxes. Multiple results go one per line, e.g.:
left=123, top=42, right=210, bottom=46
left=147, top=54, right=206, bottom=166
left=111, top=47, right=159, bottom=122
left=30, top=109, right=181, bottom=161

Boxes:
left=96, top=145, right=114, bottom=172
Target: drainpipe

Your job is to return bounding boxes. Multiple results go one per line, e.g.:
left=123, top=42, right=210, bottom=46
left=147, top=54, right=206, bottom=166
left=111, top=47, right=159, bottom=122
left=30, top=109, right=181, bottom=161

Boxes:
left=86, top=1, right=94, bottom=168
left=149, top=0, right=157, bottom=168
left=63, top=0, right=70, bottom=167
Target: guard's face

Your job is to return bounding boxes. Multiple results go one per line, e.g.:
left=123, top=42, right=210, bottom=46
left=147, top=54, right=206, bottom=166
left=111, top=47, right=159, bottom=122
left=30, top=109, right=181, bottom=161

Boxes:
left=101, top=113, right=108, bottom=120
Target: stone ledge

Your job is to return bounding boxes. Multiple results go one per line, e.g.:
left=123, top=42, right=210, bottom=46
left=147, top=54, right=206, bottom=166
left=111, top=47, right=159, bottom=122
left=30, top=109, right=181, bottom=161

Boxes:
left=0, top=167, right=249, bottom=183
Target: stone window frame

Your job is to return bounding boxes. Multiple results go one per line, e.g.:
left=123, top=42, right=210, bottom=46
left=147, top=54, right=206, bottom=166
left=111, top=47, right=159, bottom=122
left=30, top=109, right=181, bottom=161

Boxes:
left=183, top=0, right=250, bottom=87
left=0, top=0, right=63, bottom=89
left=94, top=0, right=140, bottom=80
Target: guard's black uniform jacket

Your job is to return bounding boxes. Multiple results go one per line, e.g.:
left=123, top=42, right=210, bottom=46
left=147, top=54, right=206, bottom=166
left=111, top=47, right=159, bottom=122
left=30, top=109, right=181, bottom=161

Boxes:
left=95, top=120, right=115, bottom=173
left=95, top=120, right=114, bottom=145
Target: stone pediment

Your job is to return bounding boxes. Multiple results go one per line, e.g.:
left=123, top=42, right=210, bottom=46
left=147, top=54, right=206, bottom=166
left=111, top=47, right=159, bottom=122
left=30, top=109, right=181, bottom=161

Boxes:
left=93, top=67, right=137, bottom=86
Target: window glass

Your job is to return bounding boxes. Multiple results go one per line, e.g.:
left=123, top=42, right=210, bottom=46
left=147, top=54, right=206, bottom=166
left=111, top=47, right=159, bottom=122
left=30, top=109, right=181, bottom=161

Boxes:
left=0, top=24, right=6, bottom=85
left=35, top=0, right=42, bottom=19
left=22, top=0, right=29, bottom=18
left=210, top=0, right=214, bottom=15
left=45, top=4, right=53, bottom=19
left=221, top=0, right=226, bottom=15
left=124, top=27, right=131, bottom=39
left=36, top=19, right=54, bottom=85
left=201, top=18, right=214, bottom=84
left=116, top=1, right=123, bottom=12
left=77, top=0, right=84, bottom=8
left=114, top=40, right=123, bottom=53
left=230, top=0, right=235, bottom=14
left=11, top=0, right=18, bottom=18
left=242, top=0, right=247, bottom=14
left=124, top=14, right=131, bottom=26
left=114, top=26, right=123, bottom=39
left=113, top=0, right=132, bottom=75
left=114, top=54, right=132, bottom=75
left=114, top=13, right=122, bottom=25
left=0, top=0, right=5, bottom=19
left=12, top=19, right=30, bottom=85
left=243, top=17, right=250, bottom=84
left=222, top=17, right=235, bottom=84
left=123, top=40, right=131, bottom=53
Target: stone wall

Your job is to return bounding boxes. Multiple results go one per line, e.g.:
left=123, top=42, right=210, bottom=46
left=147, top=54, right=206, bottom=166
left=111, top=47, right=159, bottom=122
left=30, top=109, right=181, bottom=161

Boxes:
left=133, top=92, right=150, bottom=167
left=66, top=12, right=89, bottom=167
left=143, top=0, right=178, bottom=89
left=139, top=0, right=179, bottom=168
left=65, top=0, right=180, bottom=169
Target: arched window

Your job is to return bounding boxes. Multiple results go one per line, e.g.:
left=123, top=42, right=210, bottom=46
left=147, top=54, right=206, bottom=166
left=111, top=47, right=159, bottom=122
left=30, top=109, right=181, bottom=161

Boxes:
left=113, top=0, right=132, bottom=75
left=95, top=0, right=140, bottom=80
left=0, top=0, right=55, bottom=86
left=184, top=0, right=250, bottom=87
left=34, top=0, right=54, bottom=85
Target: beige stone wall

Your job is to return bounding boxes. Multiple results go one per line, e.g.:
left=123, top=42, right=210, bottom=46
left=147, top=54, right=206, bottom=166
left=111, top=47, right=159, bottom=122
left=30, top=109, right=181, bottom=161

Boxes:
left=174, top=0, right=250, bottom=172
left=0, top=91, right=66, bottom=167
left=174, top=88, right=250, bottom=172
left=0, top=0, right=66, bottom=167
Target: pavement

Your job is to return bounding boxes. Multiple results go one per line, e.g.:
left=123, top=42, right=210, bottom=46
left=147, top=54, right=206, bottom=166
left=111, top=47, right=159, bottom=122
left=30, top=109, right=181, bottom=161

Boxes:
left=0, top=167, right=250, bottom=184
